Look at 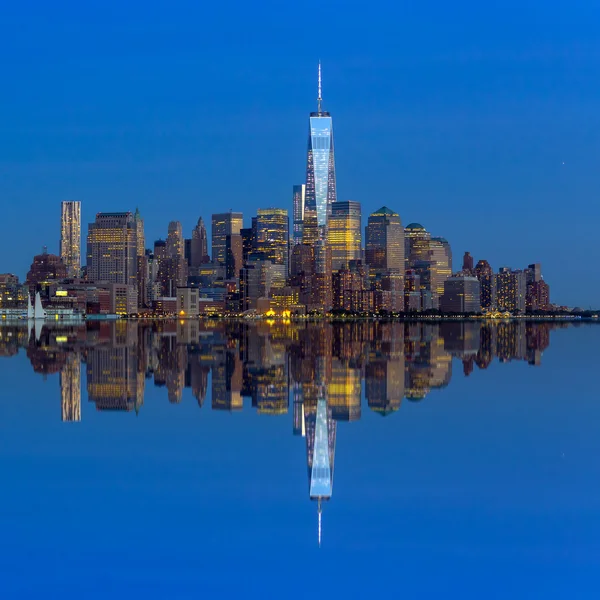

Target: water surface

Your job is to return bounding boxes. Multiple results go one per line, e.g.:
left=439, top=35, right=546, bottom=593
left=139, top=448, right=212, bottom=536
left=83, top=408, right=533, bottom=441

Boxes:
left=0, top=320, right=598, bottom=598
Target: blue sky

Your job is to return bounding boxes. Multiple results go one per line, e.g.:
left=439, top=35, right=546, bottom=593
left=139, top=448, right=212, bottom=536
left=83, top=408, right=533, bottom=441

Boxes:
left=1, top=0, right=599, bottom=306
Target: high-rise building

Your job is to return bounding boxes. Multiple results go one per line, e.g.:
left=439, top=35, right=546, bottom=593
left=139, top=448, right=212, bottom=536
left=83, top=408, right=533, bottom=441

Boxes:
left=303, top=63, right=337, bottom=245
left=365, top=206, right=405, bottom=276
left=87, top=212, right=138, bottom=287
left=525, top=263, right=550, bottom=311
left=496, top=267, right=526, bottom=313
left=225, top=234, right=243, bottom=281
left=212, top=211, right=243, bottom=264
left=292, top=184, right=306, bottom=245
left=429, top=237, right=452, bottom=306
left=60, top=201, right=81, bottom=279
left=440, top=275, right=481, bottom=313
left=166, top=221, right=187, bottom=287
left=255, top=208, right=289, bottom=275
left=475, top=259, right=496, bottom=309
left=462, top=251, right=474, bottom=274
left=404, top=223, right=431, bottom=268
left=134, top=208, right=145, bottom=259
left=327, top=201, right=362, bottom=271
left=190, top=217, right=209, bottom=268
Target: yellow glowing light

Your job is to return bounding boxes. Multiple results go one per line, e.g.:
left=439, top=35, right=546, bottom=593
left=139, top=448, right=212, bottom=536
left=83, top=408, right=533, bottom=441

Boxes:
left=55, top=290, right=68, bottom=297
left=56, top=336, right=68, bottom=343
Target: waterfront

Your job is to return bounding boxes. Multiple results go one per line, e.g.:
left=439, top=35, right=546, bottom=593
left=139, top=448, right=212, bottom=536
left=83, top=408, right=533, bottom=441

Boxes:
left=0, top=321, right=599, bottom=597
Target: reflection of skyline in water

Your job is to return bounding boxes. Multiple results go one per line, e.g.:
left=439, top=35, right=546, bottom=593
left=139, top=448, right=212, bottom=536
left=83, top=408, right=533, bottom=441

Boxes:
left=0, top=319, right=570, bottom=546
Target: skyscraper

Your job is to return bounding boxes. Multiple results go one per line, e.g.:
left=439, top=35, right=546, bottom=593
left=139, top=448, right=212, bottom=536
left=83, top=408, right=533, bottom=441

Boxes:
left=212, top=211, right=243, bottom=264
left=255, top=208, right=289, bottom=276
left=134, top=208, right=145, bottom=259
left=190, top=217, right=209, bottom=267
left=303, top=63, right=336, bottom=245
left=365, top=206, right=405, bottom=275
left=404, top=222, right=431, bottom=269
left=86, top=212, right=138, bottom=286
left=475, top=259, right=496, bottom=309
left=462, top=251, right=474, bottom=274
left=327, top=200, right=362, bottom=271
left=496, top=267, right=526, bottom=313
left=292, top=184, right=306, bottom=245
left=60, top=201, right=81, bottom=278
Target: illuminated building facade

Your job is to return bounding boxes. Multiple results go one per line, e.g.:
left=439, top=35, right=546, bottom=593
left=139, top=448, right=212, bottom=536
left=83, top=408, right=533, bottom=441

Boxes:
left=255, top=208, right=289, bottom=276
left=365, top=206, right=405, bottom=279
left=429, top=237, right=452, bottom=307
left=60, top=201, right=81, bottom=278
left=86, top=212, right=138, bottom=288
left=303, top=63, right=336, bottom=245
left=475, top=259, right=496, bottom=309
left=404, top=222, right=431, bottom=268
left=327, top=201, right=362, bottom=271
left=496, top=267, right=526, bottom=313
left=212, top=211, right=243, bottom=265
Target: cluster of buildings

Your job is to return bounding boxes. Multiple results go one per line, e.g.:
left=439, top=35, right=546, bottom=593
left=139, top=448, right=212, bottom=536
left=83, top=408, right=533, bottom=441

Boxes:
left=0, top=66, right=553, bottom=318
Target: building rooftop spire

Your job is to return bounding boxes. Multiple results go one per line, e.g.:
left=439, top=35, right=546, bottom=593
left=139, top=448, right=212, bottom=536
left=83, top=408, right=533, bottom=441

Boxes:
left=317, top=61, right=322, bottom=113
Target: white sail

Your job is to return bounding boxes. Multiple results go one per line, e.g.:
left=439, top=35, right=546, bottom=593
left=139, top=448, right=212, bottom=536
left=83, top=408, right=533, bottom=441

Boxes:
left=27, top=293, right=34, bottom=319
left=34, top=292, right=46, bottom=320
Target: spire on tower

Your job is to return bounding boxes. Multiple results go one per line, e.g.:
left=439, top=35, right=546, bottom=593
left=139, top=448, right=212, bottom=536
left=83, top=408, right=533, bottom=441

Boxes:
left=317, top=61, right=322, bottom=113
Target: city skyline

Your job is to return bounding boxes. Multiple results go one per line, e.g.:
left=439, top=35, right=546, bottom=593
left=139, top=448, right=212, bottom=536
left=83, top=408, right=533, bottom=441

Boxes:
left=2, top=5, right=600, bottom=305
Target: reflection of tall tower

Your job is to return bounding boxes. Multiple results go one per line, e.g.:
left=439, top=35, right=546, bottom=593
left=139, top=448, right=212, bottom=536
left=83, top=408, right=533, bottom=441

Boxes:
left=303, top=63, right=337, bottom=245
left=304, top=390, right=336, bottom=547
left=60, top=352, right=81, bottom=422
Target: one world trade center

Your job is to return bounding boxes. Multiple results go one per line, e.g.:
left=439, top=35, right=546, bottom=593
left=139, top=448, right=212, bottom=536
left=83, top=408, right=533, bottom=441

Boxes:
left=303, top=63, right=337, bottom=245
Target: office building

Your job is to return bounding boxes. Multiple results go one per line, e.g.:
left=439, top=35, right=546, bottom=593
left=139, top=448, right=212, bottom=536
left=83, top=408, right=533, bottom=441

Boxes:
left=212, top=211, right=243, bottom=264
left=475, top=259, right=496, bottom=309
left=60, top=201, right=81, bottom=278
left=496, top=267, right=526, bottom=313
left=26, top=249, right=67, bottom=287
left=365, top=206, right=404, bottom=276
left=440, top=275, right=481, bottom=313
left=255, top=208, right=289, bottom=275
left=292, top=184, right=306, bottom=245
left=404, top=222, right=431, bottom=268
left=134, top=208, right=145, bottom=259
left=87, top=212, right=138, bottom=287
left=429, top=237, right=452, bottom=306
left=303, top=63, right=337, bottom=245
left=462, top=251, right=474, bottom=274
left=327, top=200, right=362, bottom=271
left=225, top=233, right=243, bottom=281
left=190, top=217, right=209, bottom=268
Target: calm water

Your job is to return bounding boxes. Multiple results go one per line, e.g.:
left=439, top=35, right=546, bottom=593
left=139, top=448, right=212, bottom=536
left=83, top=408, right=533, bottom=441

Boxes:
left=0, top=320, right=599, bottom=598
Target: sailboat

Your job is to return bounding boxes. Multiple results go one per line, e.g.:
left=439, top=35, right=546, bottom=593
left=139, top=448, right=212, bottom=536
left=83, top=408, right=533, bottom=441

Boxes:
left=34, top=292, right=47, bottom=320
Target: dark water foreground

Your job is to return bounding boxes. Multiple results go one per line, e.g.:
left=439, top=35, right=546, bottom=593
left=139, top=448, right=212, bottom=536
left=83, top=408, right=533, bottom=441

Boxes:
left=0, top=320, right=598, bottom=598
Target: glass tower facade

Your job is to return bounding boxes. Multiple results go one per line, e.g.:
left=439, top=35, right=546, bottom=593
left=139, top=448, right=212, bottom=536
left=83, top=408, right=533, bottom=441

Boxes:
left=303, top=65, right=336, bottom=244
left=212, top=211, right=243, bottom=265
left=327, top=200, right=362, bottom=271
left=255, top=208, right=289, bottom=275
left=365, top=206, right=405, bottom=274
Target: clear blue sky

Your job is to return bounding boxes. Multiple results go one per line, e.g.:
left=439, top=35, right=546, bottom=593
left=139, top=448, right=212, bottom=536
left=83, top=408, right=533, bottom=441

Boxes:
left=1, top=0, right=599, bottom=306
